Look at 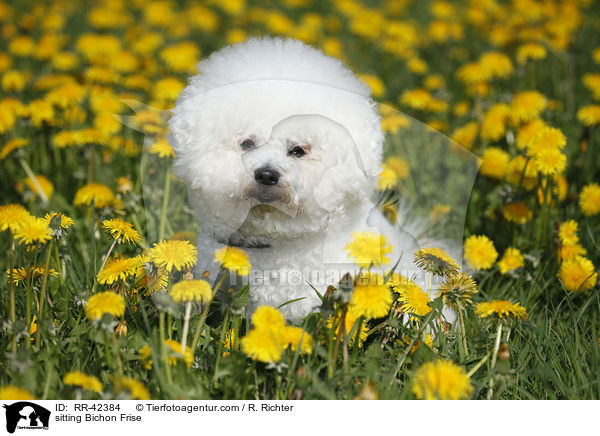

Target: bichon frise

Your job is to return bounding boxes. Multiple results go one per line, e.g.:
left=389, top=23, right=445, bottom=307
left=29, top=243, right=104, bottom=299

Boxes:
left=169, top=37, right=424, bottom=322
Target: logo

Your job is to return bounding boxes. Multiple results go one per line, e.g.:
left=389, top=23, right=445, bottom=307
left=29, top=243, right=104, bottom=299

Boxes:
left=2, top=402, right=50, bottom=434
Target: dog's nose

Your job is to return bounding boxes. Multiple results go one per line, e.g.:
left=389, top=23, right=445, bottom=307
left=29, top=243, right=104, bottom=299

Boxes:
left=254, top=167, right=280, bottom=186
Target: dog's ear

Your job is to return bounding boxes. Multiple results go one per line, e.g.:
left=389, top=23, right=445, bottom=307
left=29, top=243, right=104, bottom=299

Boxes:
left=313, top=150, right=371, bottom=213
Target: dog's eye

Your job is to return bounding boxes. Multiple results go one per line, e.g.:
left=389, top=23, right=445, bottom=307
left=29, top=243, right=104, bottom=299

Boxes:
left=240, top=138, right=255, bottom=151
left=288, top=146, right=306, bottom=158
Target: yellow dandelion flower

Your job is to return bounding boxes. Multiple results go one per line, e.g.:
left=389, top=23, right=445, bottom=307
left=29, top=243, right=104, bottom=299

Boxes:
left=149, top=137, right=175, bottom=158
left=396, top=278, right=431, bottom=317
left=423, top=74, right=444, bottom=90
left=84, top=66, right=120, bottom=84
left=0, top=138, right=27, bottom=160
left=399, top=88, right=433, bottom=111
left=9, top=35, right=35, bottom=57
left=407, top=57, right=428, bottom=75
left=475, top=300, right=528, bottom=320
left=102, top=218, right=141, bottom=245
left=85, top=291, right=126, bottom=321
left=63, top=371, right=103, bottom=394
left=480, top=103, right=510, bottom=141
left=27, top=99, right=55, bottom=127
left=73, top=183, right=116, bottom=209
left=113, top=376, right=149, bottom=400
left=2, top=70, right=27, bottom=92
left=558, top=220, right=579, bottom=245
left=13, top=215, right=52, bottom=245
left=153, top=77, right=184, bottom=102
left=97, top=257, right=140, bottom=285
left=436, top=273, right=478, bottom=311
left=579, top=183, right=600, bottom=216
left=226, top=29, right=248, bottom=45
left=558, top=243, right=587, bottom=262
left=7, top=265, right=58, bottom=286
left=479, top=51, right=513, bottom=79
left=251, top=306, right=286, bottom=332
left=480, top=147, right=509, bottom=179
left=165, top=339, right=194, bottom=367
left=0, top=105, right=16, bottom=134
left=281, top=326, right=314, bottom=354
left=456, top=61, right=491, bottom=85
left=577, top=105, right=600, bottom=126
left=509, top=91, right=547, bottom=124
left=46, top=81, right=86, bottom=109
left=451, top=121, right=478, bottom=149
left=453, top=101, right=470, bottom=117
left=526, top=126, right=567, bottom=156
left=241, top=327, right=284, bottom=363
left=558, top=256, right=598, bottom=292
left=377, top=163, right=399, bottom=190
left=505, top=155, right=538, bottom=190
left=464, top=235, right=498, bottom=270
left=43, top=212, right=73, bottom=229
left=517, top=43, right=547, bottom=65
left=20, top=175, right=54, bottom=199
left=516, top=119, right=547, bottom=150
left=412, top=360, right=472, bottom=400
left=51, top=51, right=79, bottom=71
left=381, top=113, right=411, bottom=134
left=414, top=247, right=460, bottom=277
left=350, top=272, right=393, bottom=319
left=116, top=177, right=133, bottom=194
left=139, top=345, right=153, bottom=370
left=345, top=231, right=392, bottom=268
left=29, top=315, right=37, bottom=338
left=359, top=74, right=385, bottom=98
left=170, top=279, right=212, bottom=304
left=328, top=308, right=369, bottom=347
left=0, top=203, right=31, bottom=233
left=0, top=386, right=35, bottom=400
left=498, top=248, right=525, bottom=274
left=222, top=329, right=238, bottom=356
left=386, top=157, right=410, bottom=180
left=149, top=240, right=197, bottom=273
left=583, top=73, right=600, bottom=100
left=502, top=201, right=533, bottom=224
left=213, top=246, right=251, bottom=275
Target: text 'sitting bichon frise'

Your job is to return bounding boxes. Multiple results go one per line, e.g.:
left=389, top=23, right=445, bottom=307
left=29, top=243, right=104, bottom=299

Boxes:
left=169, top=37, right=424, bottom=322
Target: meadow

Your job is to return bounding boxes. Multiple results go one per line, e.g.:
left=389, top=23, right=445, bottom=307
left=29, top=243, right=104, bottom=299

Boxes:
left=0, top=0, right=599, bottom=400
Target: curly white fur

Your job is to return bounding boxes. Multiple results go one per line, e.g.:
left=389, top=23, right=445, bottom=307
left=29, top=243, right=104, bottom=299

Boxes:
left=169, top=37, right=430, bottom=323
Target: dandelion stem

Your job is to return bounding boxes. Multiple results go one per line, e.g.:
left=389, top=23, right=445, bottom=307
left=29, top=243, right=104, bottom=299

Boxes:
left=159, top=311, right=172, bottom=384
left=487, top=319, right=503, bottom=400
left=99, top=239, right=117, bottom=273
left=191, top=272, right=226, bottom=352
left=111, top=331, right=123, bottom=375
left=329, top=305, right=347, bottom=379
left=467, top=350, right=492, bottom=378
left=18, top=158, right=49, bottom=204
left=36, top=239, right=54, bottom=346
left=8, top=237, right=16, bottom=352
left=181, top=302, right=192, bottom=352
left=458, top=307, right=469, bottom=358
left=158, top=167, right=171, bottom=242
left=213, top=310, right=231, bottom=386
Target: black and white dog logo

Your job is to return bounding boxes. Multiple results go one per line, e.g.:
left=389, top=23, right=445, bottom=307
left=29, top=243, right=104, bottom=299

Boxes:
left=3, top=402, right=50, bottom=433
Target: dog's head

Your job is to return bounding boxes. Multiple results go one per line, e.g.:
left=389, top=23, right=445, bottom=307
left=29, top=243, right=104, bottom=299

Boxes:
left=169, top=37, right=383, bottom=245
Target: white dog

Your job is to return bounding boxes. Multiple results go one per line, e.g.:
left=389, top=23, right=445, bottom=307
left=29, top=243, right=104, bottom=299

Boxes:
left=169, top=37, right=425, bottom=322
